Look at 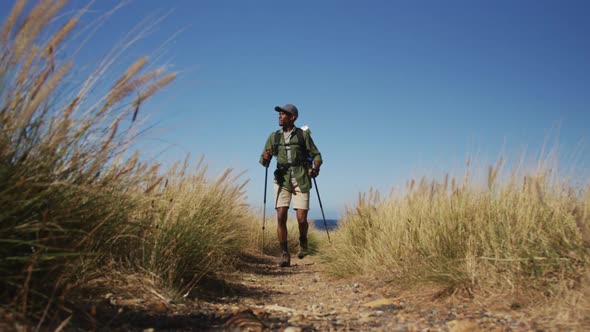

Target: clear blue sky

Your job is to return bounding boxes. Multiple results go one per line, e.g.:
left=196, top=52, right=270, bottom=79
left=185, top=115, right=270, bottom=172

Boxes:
left=3, top=0, right=589, bottom=219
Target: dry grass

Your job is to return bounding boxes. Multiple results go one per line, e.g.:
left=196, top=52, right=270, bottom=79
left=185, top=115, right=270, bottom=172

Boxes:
left=0, top=1, right=255, bottom=328
left=320, top=158, right=590, bottom=328
left=133, top=160, right=252, bottom=296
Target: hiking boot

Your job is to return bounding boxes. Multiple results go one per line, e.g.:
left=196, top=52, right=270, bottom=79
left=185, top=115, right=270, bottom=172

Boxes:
left=278, top=252, right=290, bottom=267
left=297, top=239, right=309, bottom=259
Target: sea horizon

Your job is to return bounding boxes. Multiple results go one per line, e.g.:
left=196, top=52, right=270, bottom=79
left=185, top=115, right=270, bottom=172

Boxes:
left=312, top=218, right=339, bottom=230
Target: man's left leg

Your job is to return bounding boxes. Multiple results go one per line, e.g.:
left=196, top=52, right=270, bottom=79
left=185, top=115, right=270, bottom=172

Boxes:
left=295, top=208, right=309, bottom=259
left=292, top=180, right=310, bottom=259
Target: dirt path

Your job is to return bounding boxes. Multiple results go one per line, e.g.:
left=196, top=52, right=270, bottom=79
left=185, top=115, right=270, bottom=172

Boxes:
left=212, top=252, right=551, bottom=331
left=95, top=251, right=560, bottom=331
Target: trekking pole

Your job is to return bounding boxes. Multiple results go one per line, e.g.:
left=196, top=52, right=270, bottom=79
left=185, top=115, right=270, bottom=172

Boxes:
left=262, top=163, right=269, bottom=254
left=312, top=176, right=331, bottom=243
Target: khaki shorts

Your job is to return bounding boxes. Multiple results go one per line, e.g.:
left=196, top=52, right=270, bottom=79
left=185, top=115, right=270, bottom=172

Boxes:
left=274, top=178, right=309, bottom=210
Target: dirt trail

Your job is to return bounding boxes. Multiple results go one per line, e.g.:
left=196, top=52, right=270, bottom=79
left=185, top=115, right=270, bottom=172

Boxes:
left=95, top=251, right=558, bottom=331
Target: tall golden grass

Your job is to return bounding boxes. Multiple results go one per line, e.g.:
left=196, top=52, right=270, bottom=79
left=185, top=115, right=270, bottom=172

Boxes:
left=321, top=158, right=589, bottom=325
left=0, top=0, right=256, bottom=327
left=136, top=160, right=252, bottom=294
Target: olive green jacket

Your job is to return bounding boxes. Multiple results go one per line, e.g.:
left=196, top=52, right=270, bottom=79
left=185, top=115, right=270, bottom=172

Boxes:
left=259, top=127, right=322, bottom=193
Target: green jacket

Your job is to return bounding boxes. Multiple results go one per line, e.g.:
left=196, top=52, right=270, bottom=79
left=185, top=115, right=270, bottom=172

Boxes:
left=259, top=127, right=322, bottom=193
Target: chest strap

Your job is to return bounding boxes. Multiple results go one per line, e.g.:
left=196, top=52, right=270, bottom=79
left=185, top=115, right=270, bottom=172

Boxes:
left=276, top=161, right=309, bottom=170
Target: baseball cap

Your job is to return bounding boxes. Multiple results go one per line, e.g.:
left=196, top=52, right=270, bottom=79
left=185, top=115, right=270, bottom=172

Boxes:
left=274, top=104, right=298, bottom=118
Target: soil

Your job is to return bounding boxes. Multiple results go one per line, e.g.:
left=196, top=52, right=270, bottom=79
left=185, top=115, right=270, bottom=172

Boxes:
left=61, top=250, right=573, bottom=331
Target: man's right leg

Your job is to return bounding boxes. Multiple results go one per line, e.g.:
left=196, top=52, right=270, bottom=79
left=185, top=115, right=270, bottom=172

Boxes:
left=274, top=180, right=292, bottom=267
left=277, top=206, right=289, bottom=247
left=276, top=206, right=290, bottom=267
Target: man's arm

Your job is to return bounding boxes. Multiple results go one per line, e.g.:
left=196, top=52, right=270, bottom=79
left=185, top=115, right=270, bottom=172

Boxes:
left=305, top=133, right=322, bottom=177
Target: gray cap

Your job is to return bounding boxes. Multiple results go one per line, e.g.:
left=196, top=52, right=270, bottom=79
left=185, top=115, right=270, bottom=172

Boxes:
left=274, top=104, right=298, bottom=118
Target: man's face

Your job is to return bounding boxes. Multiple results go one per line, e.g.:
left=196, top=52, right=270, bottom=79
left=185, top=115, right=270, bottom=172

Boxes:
left=278, top=111, right=295, bottom=126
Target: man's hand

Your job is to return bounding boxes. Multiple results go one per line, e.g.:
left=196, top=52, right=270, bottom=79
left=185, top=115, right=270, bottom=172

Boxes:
left=309, top=160, right=322, bottom=178
left=309, top=168, right=320, bottom=178
left=261, top=149, right=272, bottom=167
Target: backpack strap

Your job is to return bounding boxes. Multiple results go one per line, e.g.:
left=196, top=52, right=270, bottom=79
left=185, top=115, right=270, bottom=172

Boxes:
left=273, top=130, right=281, bottom=156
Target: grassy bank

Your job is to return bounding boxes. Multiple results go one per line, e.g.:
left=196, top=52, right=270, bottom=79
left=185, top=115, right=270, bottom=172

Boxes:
left=321, top=159, right=590, bottom=325
left=0, top=0, right=255, bottom=327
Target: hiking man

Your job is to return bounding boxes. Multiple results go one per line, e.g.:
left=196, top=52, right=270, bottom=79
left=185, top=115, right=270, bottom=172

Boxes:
left=260, top=104, right=323, bottom=267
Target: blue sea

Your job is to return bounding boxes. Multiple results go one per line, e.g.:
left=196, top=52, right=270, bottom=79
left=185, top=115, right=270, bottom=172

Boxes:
left=312, top=218, right=338, bottom=230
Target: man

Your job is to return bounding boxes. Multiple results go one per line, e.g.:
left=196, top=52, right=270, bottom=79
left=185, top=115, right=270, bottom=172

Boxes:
left=260, top=104, right=323, bottom=267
